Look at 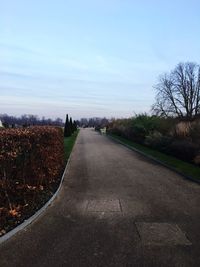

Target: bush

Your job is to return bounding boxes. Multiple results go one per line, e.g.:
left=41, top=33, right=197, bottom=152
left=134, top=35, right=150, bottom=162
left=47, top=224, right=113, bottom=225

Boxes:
left=130, top=124, right=146, bottom=143
left=0, top=126, right=64, bottom=222
left=107, top=114, right=200, bottom=165
left=189, top=121, right=200, bottom=144
left=0, top=126, right=65, bottom=233
left=144, top=131, right=173, bottom=151
left=108, top=115, right=175, bottom=144
left=166, top=140, right=198, bottom=162
left=0, top=126, right=64, bottom=185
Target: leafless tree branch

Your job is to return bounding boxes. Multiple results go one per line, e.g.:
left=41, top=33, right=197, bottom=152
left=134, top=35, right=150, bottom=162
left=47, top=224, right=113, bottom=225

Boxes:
left=152, top=62, right=200, bottom=119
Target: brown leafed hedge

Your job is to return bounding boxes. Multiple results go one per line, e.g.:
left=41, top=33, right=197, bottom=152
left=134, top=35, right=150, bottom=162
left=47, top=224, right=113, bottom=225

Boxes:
left=0, top=126, right=64, bottom=185
left=0, top=126, right=64, bottom=234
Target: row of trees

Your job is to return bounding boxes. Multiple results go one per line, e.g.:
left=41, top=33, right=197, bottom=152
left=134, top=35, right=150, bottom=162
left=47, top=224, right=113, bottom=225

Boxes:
left=64, top=114, right=77, bottom=137
left=76, top=117, right=109, bottom=128
left=0, top=114, right=64, bottom=128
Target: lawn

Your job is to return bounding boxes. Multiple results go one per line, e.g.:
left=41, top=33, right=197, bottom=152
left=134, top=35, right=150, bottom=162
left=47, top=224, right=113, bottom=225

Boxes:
left=108, top=134, right=200, bottom=181
left=64, top=130, right=79, bottom=161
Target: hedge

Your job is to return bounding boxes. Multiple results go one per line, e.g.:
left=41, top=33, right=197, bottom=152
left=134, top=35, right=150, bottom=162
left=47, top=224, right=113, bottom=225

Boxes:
left=0, top=126, right=64, bottom=185
left=107, top=116, right=200, bottom=165
left=0, top=126, right=64, bottom=226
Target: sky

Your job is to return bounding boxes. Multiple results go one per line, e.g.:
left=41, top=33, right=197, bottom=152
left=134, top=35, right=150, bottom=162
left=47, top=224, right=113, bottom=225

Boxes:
left=0, top=0, right=200, bottom=120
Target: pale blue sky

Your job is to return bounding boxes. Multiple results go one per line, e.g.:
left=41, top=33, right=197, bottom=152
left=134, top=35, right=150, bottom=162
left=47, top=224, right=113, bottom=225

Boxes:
left=0, top=0, right=200, bottom=119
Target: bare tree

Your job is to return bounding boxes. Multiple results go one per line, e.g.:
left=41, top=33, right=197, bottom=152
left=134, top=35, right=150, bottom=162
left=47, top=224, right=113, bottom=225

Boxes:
left=0, top=114, right=64, bottom=127
left=152, top=62, right=200, bottom=119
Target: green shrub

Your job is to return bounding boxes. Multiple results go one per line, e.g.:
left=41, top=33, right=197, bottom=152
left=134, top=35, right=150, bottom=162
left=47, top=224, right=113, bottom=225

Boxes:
left=131, top=124, right=146, bottom=143
left=145, top=131, right=173, bottom=151
left=108, top=114, right=200, bottom=165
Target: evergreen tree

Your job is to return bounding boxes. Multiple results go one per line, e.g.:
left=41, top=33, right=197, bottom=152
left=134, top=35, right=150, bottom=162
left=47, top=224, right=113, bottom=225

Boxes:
left=69, top=117, right=74, bottom=133
left=64, top=114, right=71, bottom=137
left=73, top=120, right=77, bottom=132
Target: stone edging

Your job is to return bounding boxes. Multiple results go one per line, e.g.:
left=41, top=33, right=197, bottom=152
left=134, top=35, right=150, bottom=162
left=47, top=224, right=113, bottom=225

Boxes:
left=107, top=134, right=200, bottom=185
left=0, top=136, right=78, bottom=245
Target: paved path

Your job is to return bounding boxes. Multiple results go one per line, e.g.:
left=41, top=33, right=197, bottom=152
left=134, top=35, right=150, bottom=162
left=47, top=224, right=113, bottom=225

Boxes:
left=1, top=128, right=200, bottom=267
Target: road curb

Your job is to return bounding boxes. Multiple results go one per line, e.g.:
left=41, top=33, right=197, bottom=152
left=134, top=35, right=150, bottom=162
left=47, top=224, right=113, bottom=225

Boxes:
left=107, top=134, right=200, bottom=185
left=0, top=135, right=78, bottom=245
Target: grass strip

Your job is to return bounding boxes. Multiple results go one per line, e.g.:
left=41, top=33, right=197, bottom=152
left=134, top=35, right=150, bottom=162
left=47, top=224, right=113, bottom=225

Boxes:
left=108, top=133, right=200, bottom=181
left=64, top=130, right=79, bottom=162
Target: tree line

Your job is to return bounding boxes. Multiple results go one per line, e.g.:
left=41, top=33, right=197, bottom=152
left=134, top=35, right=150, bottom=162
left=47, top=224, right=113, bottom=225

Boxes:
left=0, top=114, right=110, bottom=130
left=1, top=62, right=199, bottom=131
left=0, top=114, right=64, bottom=128
left=76, top=117, right=109, bottom=128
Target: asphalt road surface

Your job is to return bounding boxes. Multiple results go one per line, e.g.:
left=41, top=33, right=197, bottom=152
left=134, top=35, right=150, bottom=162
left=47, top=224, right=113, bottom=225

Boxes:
left=1, top=128, right=200, bottom=267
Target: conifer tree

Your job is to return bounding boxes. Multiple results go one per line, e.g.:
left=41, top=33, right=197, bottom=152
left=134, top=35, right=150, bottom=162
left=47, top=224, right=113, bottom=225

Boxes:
left=73, top=120, right=77, bottom=132
left=64, top=114, right=71, bottom=137
left=69, top=117, right=74, bottom=133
